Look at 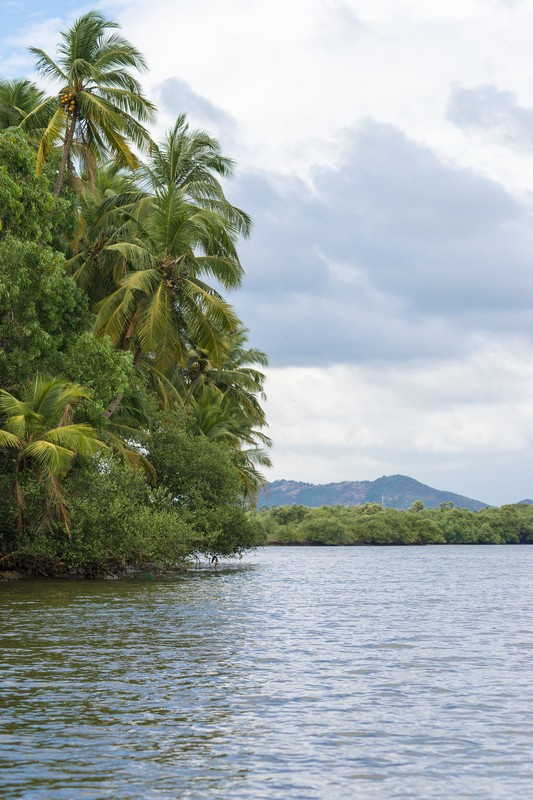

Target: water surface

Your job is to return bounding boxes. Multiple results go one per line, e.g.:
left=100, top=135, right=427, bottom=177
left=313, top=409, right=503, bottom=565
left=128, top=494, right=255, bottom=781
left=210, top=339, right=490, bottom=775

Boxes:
left=1, top=546, right=532, bottom=799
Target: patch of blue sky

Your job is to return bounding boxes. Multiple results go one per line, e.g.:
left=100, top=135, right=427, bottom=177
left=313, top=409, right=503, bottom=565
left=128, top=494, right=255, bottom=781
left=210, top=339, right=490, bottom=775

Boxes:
left=0, top=0, right=84, bottom=77
left=2, top=0, right=76, bottom=36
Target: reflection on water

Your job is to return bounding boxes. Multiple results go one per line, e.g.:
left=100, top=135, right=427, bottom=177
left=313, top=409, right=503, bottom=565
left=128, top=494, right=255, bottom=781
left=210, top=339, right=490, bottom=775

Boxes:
left=1, top=546, right=532, bottom=799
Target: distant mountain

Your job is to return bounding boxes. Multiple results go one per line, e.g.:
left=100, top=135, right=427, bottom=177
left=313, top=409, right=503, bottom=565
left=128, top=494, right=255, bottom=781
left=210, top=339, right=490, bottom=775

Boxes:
left=516, top=499, right=533, bottom=505
left=258, top=475, right=489, bottom=511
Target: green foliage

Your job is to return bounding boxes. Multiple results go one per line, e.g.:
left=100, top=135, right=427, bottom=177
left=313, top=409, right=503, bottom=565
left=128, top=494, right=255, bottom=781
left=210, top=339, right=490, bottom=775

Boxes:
left=65, top=332, right=136, bottom=422
left=255, top=503, right=533, bottom=546
left=253, top=505, right=309, bottom=544
left=299, top=508, right=352, bottom=545
left=0, top=128, right=54, bottom=242
left=0, top=129, right=87, bottom=391
left=0, top=237, right=88, bottom=389
left=149, top=412, right=259, bottom=556
left=0, top=128, right=78, bottom=253
left=1, top=459, right=193, bottom=572
left=65, top=459, right=193, bottom=567
left=0, top=16, right=268, bottom=576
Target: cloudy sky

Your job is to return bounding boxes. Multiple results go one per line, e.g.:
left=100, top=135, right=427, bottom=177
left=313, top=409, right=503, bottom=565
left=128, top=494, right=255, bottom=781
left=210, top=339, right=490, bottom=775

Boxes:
left=3, top=0, right=533, bottom=504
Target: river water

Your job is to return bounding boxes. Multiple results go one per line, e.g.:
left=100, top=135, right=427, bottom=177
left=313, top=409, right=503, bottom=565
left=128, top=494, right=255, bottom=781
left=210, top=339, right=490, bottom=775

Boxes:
left=1, top=546, right=532, bottom=799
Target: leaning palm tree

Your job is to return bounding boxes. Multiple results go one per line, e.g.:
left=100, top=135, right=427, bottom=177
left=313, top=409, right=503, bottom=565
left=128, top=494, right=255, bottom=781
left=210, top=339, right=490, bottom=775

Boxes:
left=24, top=11, right=156, bottom=196
left=0, top=376, right=106, bottom=535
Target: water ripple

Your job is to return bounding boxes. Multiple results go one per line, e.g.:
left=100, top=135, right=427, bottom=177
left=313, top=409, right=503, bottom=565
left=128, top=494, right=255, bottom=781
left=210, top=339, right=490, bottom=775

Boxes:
left=1, top=545, right=532, bottom=799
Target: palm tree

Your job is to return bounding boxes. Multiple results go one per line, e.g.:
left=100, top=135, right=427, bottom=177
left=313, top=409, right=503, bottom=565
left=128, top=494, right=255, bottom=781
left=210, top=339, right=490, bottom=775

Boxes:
left=141, top=115, right=251, bottom=235
left=94, top=183, right=243, bottom=371
left=184, top=330, right=271, bottom=503
left=69, top=120, right=251, bottom=415
left=68, top=162, right=141, bottom=302
left=87, top=121, right=249, bottom=366
left=189, top=385, right=272, bottom=501
left=0, top=78, right=49, bottom=130
left=70, top=116, right=251, bottom=307
left=0, top=376, right=106, bottom=535
left=184, top=325, right=268, bottom=425
left=24, top=11, right=156, bottom=196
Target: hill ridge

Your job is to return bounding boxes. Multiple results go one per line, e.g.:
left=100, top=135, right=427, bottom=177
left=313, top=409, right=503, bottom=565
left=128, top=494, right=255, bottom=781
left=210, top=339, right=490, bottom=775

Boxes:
left=259, top=474, right=489, bottom=511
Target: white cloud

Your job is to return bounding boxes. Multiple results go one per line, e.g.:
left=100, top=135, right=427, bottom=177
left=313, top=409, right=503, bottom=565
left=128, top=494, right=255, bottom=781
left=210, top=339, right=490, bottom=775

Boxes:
left=263, top=337, right=533, bottom=504
left=99, top=0, right=533, bottom=195
left=10, top=1, right=533, bottom=190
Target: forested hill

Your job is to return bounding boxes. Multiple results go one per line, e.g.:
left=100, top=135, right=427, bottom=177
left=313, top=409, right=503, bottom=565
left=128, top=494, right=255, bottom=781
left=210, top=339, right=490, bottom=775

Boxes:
left=259, top=475, right=489, bottom=511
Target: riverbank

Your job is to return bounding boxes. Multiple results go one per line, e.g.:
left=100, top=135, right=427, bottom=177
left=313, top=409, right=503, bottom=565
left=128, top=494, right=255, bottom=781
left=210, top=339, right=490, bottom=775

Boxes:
left=0, top=556, right=189, bottom=581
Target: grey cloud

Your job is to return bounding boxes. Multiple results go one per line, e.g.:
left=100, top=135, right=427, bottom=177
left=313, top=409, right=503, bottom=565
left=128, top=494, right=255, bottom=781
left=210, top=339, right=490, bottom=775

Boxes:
left=228, top=121, right=533, bottom=367
left=447, top=83, right=533, bottom=152
left=155, top=77, right=236, bottom=138
left=233, top=288, right=467, bottom=368
left=321, top=0, right=362, bottom=35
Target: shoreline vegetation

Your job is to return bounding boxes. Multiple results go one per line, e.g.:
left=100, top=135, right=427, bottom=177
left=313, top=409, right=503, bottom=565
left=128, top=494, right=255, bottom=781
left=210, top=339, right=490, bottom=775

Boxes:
left=0, top=12, right=270, bottom=578
left=254, top=503, right=533, bottom=547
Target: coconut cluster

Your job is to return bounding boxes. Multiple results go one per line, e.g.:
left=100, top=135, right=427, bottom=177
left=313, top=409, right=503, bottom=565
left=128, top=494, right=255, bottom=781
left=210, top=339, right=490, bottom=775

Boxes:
left=59, top=90, right=77, bottom=113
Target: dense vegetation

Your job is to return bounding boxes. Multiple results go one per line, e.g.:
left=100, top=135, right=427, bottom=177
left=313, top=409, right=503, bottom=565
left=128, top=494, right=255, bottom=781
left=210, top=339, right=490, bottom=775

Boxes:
left=254, top=502, right=533, bottom=546
left=0, top=13, right=270, bottom=576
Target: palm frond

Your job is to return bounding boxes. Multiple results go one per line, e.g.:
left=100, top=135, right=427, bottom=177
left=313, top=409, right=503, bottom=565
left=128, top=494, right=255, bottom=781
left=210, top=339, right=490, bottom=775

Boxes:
left=105, top=241, right=155, bottom=269
left=0, top=429, right=23, bottom=449
left=99, top=429, right=156, bottom=482
left=138, top=282, right=186, bottom=369
left=0, top=389, right=28, bottom=419
left=0, top=79, right=49, bottom=130
left=44, top=423, right=105, bottom=457
left=22, top=439, right=75, bottom=476
left=32, top=378, right=90, bottom=423
left=94, top=284, right=137, bottom=342
left=140, top=362, right=187, bottom=410
left=34, top=105, right=65, bottom=173
left=29, top=47, right=68, bottom=82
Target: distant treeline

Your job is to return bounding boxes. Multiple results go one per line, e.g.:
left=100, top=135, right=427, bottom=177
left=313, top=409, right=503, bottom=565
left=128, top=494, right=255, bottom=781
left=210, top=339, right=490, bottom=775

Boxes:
left=253, top=502, right=533, bottom=545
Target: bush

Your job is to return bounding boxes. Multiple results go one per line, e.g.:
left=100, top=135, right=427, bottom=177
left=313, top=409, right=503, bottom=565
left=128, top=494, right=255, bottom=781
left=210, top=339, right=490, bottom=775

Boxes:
left=149, top=412, right=260, bottom=556
left=0, top=459, right=194, bottom=573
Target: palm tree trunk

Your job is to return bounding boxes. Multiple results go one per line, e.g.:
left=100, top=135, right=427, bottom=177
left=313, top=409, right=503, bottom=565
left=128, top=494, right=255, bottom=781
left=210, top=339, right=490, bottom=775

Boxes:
left=103, top=392, right=124, bottom=418
left=54, top=112, right=76, bottom=198
left=13, top=457, right=26, bottom=536
left=103, top=347, right=142, bottom=418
